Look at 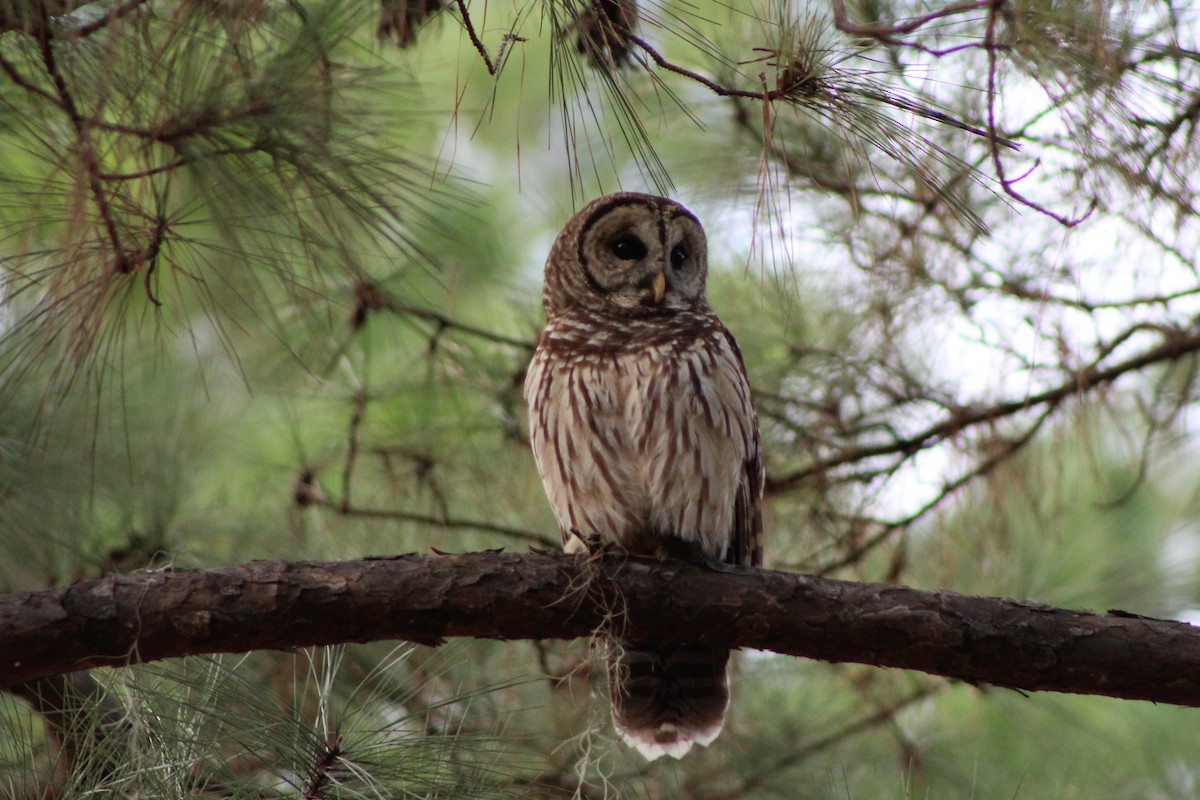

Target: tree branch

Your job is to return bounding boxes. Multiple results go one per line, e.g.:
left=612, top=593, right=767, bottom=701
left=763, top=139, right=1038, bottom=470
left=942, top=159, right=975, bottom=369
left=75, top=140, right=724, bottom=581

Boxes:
left=3, top=552, right=1200, bottom=711
left=769, top=327, right=1200, bottom=493
left=303, top=494, right=558, bottom=548
left=982, top=0, right=1095, bottom=227
left=831, top=0, right=991, bottom=41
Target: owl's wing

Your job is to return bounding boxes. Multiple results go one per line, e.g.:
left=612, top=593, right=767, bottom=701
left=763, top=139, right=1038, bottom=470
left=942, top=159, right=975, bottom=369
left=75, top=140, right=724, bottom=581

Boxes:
left=731, top=447, right=764, bottom=568
left=723, top=329, right=764, bottom=569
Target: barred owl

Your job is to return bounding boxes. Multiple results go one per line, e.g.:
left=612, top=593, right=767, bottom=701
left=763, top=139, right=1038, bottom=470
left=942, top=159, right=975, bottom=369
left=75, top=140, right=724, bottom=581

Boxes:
left=524, top=192, right=764, bottom=760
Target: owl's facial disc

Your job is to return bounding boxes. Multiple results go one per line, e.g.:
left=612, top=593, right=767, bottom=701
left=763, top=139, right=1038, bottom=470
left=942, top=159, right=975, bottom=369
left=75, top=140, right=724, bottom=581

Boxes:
left=583, top=220, right=669, bottom=307
left=549, top=193, right=709, bottom=317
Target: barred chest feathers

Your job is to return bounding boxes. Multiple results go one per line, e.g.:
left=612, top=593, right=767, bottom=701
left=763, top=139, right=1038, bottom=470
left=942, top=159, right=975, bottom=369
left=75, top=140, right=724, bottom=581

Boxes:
left=525, top=308, right=755, bottom=563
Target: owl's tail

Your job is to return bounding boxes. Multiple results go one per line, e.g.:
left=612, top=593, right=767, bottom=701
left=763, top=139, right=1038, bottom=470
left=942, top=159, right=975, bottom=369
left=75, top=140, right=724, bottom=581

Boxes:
left=608, top=641, right=730, bottom=760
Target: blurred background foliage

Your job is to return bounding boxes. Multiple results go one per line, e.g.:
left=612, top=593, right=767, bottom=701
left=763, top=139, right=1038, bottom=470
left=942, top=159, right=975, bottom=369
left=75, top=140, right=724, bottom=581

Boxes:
left=3, top=0, right=1200, bottom=796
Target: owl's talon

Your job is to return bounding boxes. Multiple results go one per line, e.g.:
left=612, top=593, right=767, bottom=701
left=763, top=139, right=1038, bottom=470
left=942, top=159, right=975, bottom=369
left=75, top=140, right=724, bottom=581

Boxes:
left=585, top=534, right=613, bottom=556
left=565, top=528, right=609, bottom=556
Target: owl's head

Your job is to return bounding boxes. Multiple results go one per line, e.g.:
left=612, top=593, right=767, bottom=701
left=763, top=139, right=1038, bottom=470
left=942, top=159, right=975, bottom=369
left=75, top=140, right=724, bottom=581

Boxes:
left=542, top=193, right=709, bottom=317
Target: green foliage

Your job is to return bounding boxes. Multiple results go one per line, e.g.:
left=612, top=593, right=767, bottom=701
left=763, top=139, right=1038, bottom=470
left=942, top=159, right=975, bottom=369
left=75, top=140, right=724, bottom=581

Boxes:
left=1, top=647, right=537, bottom=798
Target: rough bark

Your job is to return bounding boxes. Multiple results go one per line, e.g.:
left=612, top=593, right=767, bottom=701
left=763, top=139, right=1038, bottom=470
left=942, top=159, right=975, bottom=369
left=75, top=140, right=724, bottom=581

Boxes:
left=2, top=551, right=1198, bottom=707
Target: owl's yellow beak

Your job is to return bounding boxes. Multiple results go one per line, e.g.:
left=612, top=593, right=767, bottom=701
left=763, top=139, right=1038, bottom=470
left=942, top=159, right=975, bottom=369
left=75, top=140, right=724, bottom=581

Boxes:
left=650, top=271, right=667, bottom=305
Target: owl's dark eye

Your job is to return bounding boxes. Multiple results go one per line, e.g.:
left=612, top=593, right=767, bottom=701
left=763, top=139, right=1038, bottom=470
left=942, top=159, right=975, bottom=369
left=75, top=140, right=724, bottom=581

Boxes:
left=610, top=235, right=647, bottom=261
left=670, top=245, right=688, bottom=269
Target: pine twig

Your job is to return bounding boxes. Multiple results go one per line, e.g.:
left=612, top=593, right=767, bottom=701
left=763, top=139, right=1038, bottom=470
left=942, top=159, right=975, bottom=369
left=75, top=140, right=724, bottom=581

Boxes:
left=452, top=0, right=526, bottom=76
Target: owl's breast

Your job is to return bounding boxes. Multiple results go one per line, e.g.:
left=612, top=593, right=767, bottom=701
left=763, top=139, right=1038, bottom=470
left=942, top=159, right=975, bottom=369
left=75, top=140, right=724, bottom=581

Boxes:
left=527, top=312, right=754, bottom=561
left=525, top=333, right=650, bottom=550
left=621, top=334, right=752, bottom=559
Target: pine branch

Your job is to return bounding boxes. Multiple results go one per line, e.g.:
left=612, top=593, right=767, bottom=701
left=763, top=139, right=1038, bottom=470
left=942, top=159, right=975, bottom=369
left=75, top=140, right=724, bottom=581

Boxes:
left=3, top=552, right=1200, bottom=710
left=768, top=326, right=1200, bottom=493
